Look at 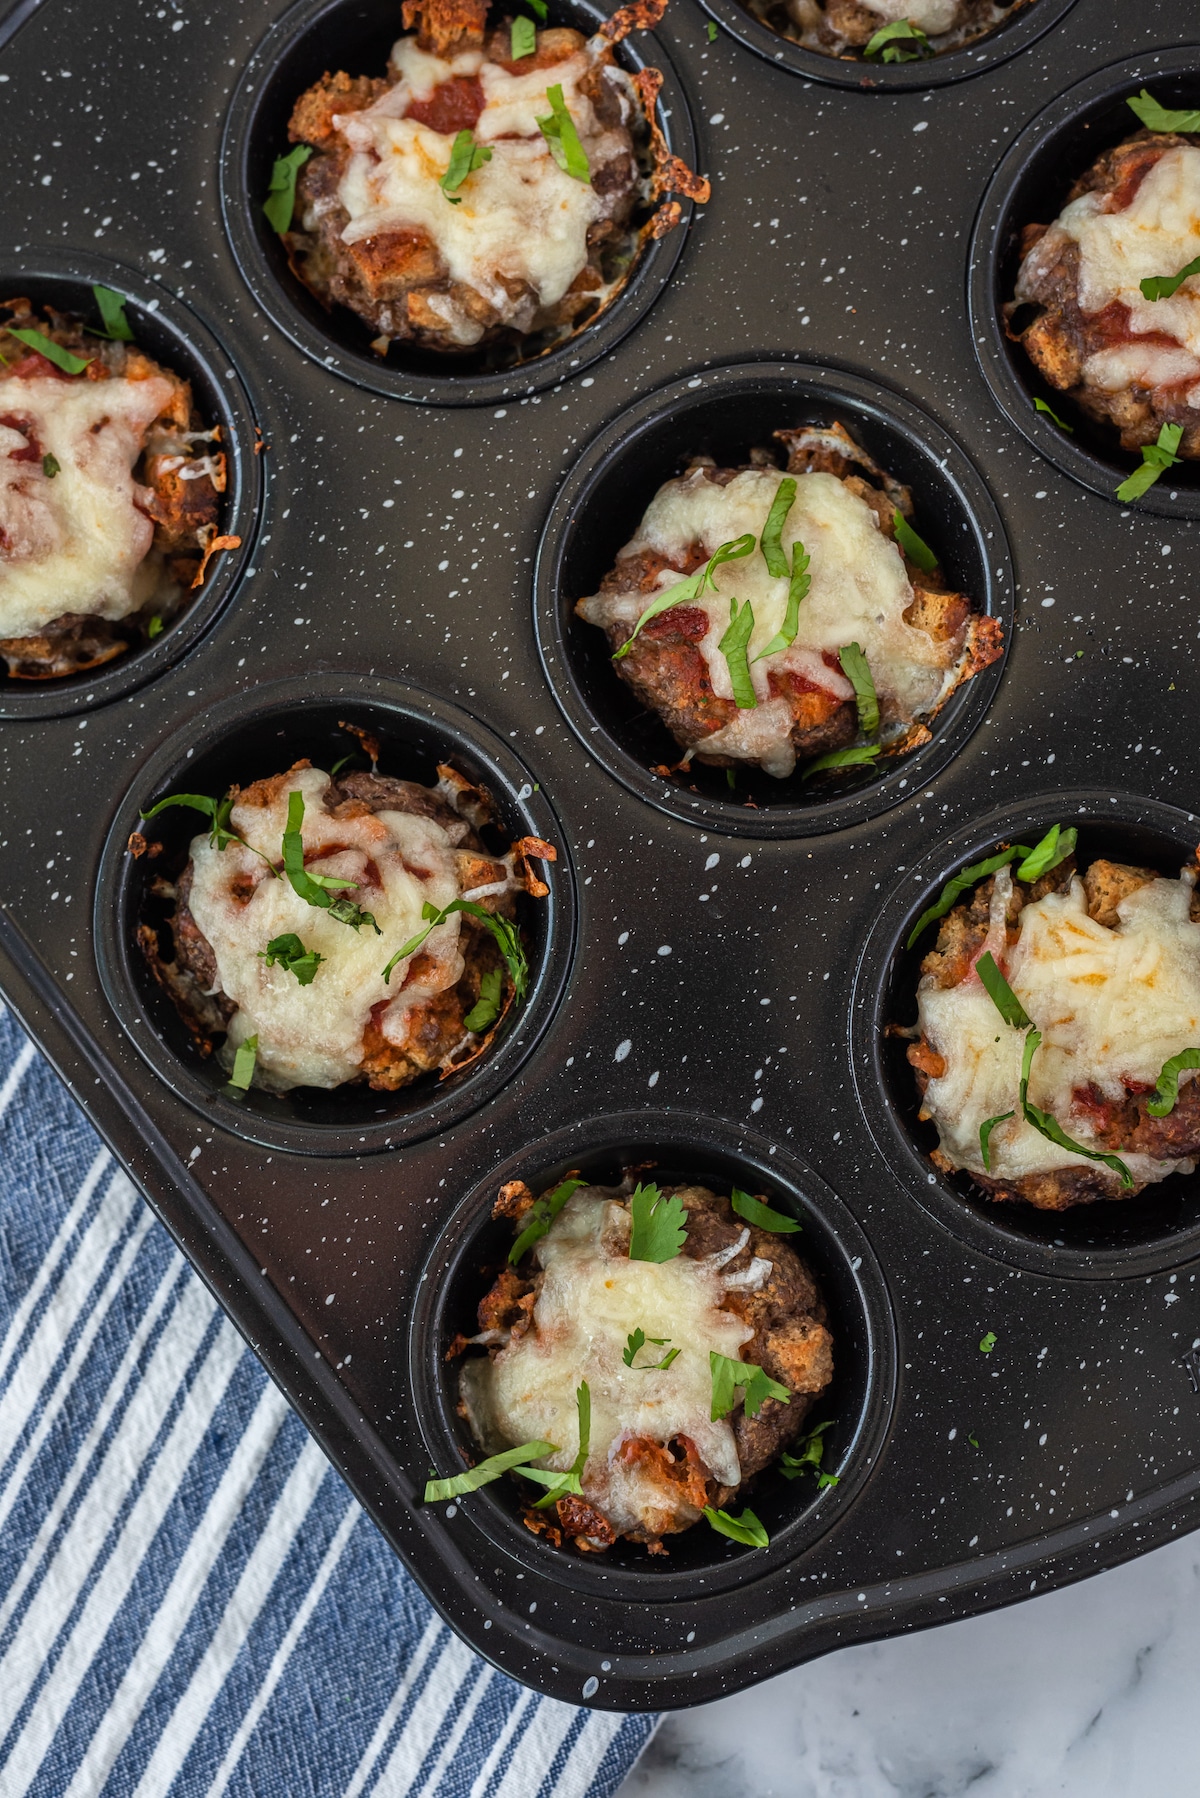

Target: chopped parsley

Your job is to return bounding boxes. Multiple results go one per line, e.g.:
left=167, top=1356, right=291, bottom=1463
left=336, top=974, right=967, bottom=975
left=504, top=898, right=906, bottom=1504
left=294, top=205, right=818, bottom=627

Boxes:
left=730, top=1187, right=800, bottom=1233
left=622, top=1327, right=680, bottom=1370
left=508, top=1177, right=587, bottom=1264
left=441, top=129, right=493, bottom=202
left=1147, top=1046, right=1200, bottom=1117
left=1126, top=89, right=1200, bottom=134
left=905, top=824, right=1075, bottom=949
left=258, top=932, right=324, bottom=985
left=838, top=641, right=879, bottom=736
left=463, top=966, right=504, bottom=1033
left=614, top=534, right=755, bottom=661
left=7, top=328, right=92, bottom=375
left=91, top=284, right=134, bottom=342
left=283, top=790, right=379, bottom=933
left=979, top=1109, right=1015, bottom=1172
left=424, top=1439, right=556, bottom=1503
left=1116, top=422, right=1183, bottom=502
left=978, top=1331, right=997, bottom=1354
left=780, top=1418, right=838, bottom=1486
left=1141, top=255, right=1200, bottom=301
left=511, top=13, right=536, bottom=57
left=628, top=1183, right=689, bottom=1263
left=704, top=1504, right=768, bottom=1547
left=754, top=540, right=810, bottom=662
left=537, top=84, right=590, bottom=182
left=718, top=597, right=758, bottom=710
left=709, top=1351, right=790, bottom=1421
left=759, top=476, right=796, bottom=578
left=1034, top=396, right=1073, bottom=432
left=531, top=1381, right=590, bottom=1508
left=227, top=1033, right=258, bottom=1093
left=801, top=744, right=881, bottom=780
left=382, top=898, right=526, bottom=994
left=263, top=146, right=312, bottom=235
left=864, top=18, right=930, bottom=59
left=42, top=453, right=60, bottom=478
left=892, top=510, right=938, bottom=573
left=975, top=952, right=1033, bottom=1030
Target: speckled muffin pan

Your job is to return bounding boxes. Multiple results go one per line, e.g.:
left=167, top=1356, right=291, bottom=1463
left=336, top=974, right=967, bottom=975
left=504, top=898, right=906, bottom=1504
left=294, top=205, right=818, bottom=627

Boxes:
left=1, top=0, right=1200, bottom=1714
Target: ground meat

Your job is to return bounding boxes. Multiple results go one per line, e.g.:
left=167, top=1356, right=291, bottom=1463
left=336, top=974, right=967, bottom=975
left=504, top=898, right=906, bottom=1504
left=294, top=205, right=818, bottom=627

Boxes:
left=908, top=854, right=1200, bottom=1210
left=0, top=301, right=228, bottom=681
left=1009, top=131, right=1200, bottom=457
left=742, top=0, right=1033, bottom=61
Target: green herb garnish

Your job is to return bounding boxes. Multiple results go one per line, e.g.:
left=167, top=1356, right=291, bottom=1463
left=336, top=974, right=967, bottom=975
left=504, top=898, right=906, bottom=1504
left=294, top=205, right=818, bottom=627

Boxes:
left=838, top=641, right=879, bottom=736
left=263, top=146, right=312, bottom=235
left=140, top=790, right=277, bottom=867
left=42, top=453, right=60, bottom=478
left=424, top=1439, right=557, bottom=1503
left=864, top=18, right=931, bottom=59
left=892, top=510, right=938, bottom=572
left=511, top=13, right=537, bottom=57
left=706, top=18, right=718, bottom=38
left=258, top=932, right=324, bottom=986
left=780, top=1418, right=838, bottom=1486
left=7, top=328, right=91, bottom=375
left=227, top=1033, right=258, bottom=1093
left=704, top=1504, right=768, bottom=1547
left=147, top=615, right=163, bottom=639
left=1146, top=1046, right=1200, bottom=1117
left=440, top=128, right=493, bottom=203
left=537, top=83, right=590, bottom=182
left=532, top=1381, right=590, bottom=1508
left=1141, top=255, right=1200, bottom=302
left=1034, top=396, right=1073, bottom=432
left=760, top=477, right=796, bottom=579
left=382, top=898, right=525, bottom=994
left=525, top=0, right=547, bottom=15
left=730, top=1187, right=800, bottom=1233
left=979, top=1110, right=1015, bottom=1172
left=710, top=1351, right=790, bottom=1421
left=754, top=540, right=810, bottom=662
left=718, top=597, right=758, bottom=710
left=978, top=1331, right=997, bottom=1354
left=904, top=824, right=1075, bottom=950
left=801, top=745, right=881, bottom=780
left=464, top=966, right=504, bottom=1033
left=1126, top=89, right=1200, bottom=134
left=1116, top=422, right=1184, bottom=502
left=622, top=1327, right=680, bottom=1370
left=975, top=952, right=1033, bottom=1030
left=282, top=789, right=379, bottom=933
left=628, top=1182, right=689, bottom=1263
left=91, top=284, right=134, bottom=341
left=615, top=535, right=755, bottom=661
left=508, top=1177, right=587, bottom=1264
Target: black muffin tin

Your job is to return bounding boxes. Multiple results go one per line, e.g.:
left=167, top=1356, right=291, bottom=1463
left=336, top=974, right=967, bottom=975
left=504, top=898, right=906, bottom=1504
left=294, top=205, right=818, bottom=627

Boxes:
left=1, top=0, right=1199, bottom=1714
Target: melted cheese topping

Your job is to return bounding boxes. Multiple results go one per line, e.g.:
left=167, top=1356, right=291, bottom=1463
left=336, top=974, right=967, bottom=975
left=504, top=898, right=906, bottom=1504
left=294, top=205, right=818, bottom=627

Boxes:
left=579, top=465, right=959, bottom=777
left=0, top=372, right=175, bottom=638
left=919, top=867, right=1200, bottom=1184
left=187, top=767, right=464, bottom=1091
left=334, top=40, right=631, bottom=344
left=859, top=0, right=961, bottom=31
left=460, top=1190, right=755, bottom=1537
left=1036, top=146, right=1200, bottom=403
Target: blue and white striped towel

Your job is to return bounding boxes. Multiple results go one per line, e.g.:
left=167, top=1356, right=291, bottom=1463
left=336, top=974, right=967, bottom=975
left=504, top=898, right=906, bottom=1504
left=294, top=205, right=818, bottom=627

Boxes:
left=0, top=1002, right=655, bottom=1797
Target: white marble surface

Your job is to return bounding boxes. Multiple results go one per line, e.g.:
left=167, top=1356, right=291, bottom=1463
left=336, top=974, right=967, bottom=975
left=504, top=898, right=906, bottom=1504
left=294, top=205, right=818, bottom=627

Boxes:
left=617, top=1529, right=1200, bottom=1797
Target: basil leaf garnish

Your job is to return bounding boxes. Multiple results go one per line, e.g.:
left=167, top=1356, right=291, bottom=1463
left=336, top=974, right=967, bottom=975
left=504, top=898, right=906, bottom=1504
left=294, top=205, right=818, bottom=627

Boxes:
left=838, top=641, right=879, bottom=736
left=1116, top=423, right=1183, bottom=502
left=263, top=146, right=312, bottom=235
left=754, top=540, right=810, bottom=662
left=1126, top=89, right=1200, bottom=133
left=718, top=598, right=757, bottom=710
left=759, top=477, right=796, bottom=579
left=440, top=129, right=492, bottom=202
left=1146, top=1047, right=1200, bottom=1117
left=892, top=510, right=938, bottom=572
left=7, top=328, right=91, bottom=375
left=537, top=83, right=590, bottom=182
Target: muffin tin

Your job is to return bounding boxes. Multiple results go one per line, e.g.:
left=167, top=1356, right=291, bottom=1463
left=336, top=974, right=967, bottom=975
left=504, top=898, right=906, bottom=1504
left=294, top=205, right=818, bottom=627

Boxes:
left=1, top=0, right=1199, bottom=1714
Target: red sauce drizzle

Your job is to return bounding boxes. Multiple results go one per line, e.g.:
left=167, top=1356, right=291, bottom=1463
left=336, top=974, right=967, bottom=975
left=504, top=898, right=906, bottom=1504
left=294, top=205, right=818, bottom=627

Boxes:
left=403, top=77, right=486, bottom=136
left=0, top=413, right=42, bottom=461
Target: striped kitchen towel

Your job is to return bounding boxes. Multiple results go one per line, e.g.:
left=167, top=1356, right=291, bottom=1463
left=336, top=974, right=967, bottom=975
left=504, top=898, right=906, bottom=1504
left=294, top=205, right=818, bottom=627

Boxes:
left=0, top=1001, right=655, bottom=1798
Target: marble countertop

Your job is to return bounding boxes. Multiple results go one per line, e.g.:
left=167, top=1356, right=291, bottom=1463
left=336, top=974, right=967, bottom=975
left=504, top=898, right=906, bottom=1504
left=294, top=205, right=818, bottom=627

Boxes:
left=617, top=1529, right=1200, bottom=1797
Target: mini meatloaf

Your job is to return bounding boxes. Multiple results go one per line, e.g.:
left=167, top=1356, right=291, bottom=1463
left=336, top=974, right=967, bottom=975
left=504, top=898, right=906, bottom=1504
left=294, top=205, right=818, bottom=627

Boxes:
left=0, top=300, right=232, bottom=681
left=138, top=759, right=553, bottom=1093
left=743, top=0, right=1032, bottom=60
left=908, top=852, right=1200, bottom=1210
left=281, top=0, right=707, bottom=357
left=576, top=422, right=1003, bottom=780
left=1011, top=130, right=1200, bottom=456
left=458, top=1181, right=834, bottom=1553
